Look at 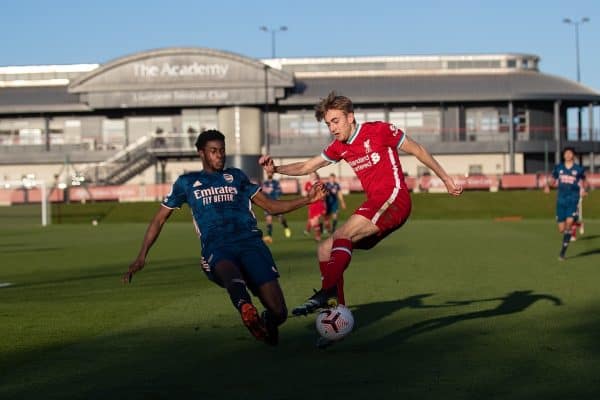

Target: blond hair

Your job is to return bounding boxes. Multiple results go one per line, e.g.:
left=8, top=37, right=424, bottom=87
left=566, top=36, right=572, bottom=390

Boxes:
left=314, top=91, right=354, bottom=122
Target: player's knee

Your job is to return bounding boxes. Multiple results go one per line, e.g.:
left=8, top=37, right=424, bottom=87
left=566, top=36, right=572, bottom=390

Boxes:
left=270, top=305, right=287, bottom=325
left=318, top=238, right=333, bottom=259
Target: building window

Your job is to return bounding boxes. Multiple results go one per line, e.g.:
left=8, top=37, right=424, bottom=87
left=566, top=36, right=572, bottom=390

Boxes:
left=389, top=109, right=441, bottom=143
left=0, top=118, right=45, bottom=145
left=279, top=111, right=326, bottom=141
left=354, top=110, right=385, bottom=124
left=468, top=164, right=483, bottom=175
left=182, top=109, right=217, bottom=134
left=466, top=108, right=504, bottom=142
left=102, top=119, right=125, bottom=150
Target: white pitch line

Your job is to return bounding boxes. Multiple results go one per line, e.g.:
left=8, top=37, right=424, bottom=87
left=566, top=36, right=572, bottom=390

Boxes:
left=0, top=282, right=13, bottom=288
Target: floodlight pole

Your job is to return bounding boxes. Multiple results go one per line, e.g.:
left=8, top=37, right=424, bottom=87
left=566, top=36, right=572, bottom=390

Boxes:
left=563, top=17, right=590, bottom=141
left=259, top=25, right=288, bottom=58
left=258, top=26, right=287, bottom=157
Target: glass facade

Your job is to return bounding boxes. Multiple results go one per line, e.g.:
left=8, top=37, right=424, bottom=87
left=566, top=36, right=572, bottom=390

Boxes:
left=389, top=108, right=441, bottom=143
left=278, top=110, right=328, bottom=143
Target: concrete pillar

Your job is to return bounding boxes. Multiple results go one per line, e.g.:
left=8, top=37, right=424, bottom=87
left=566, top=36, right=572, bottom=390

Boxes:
left=589, top=103, right=594, bottom=141
left=508, top=101, right=515, bottom=173
left=554, top=100, right=561, bottom=164
left=44, top=116, right=51, bottom=151
left=218, top=106, right=262, bottom=181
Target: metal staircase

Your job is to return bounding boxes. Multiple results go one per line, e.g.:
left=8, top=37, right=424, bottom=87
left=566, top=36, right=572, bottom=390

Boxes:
left=83, top=136, right=155, bottom=185
left=82, top=134, right=198, bottom=185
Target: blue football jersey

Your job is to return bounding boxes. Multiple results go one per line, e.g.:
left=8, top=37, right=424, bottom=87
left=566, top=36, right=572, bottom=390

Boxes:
left=162, top=168, right=262, bottom=247
left=261, top=179, right=282, bottom=200
left=325, top=182, right=341, bottom=205
left=552, top=163, right=585, bottom=201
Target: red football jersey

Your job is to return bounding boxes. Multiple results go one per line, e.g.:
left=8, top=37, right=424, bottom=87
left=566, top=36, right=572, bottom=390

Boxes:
left=304, top=180, right=326, bottom=217
left=321, top=122, right=407, bottom=196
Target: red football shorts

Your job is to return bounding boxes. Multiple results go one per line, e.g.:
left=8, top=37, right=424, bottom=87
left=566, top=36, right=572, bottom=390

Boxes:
left=354, top=189, right=412, bottom=249
left=308, top=200, right=326, bottom=219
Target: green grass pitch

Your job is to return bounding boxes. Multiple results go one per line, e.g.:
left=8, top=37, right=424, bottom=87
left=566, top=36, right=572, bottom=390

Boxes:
left=1, top=192, right=600, bottom=399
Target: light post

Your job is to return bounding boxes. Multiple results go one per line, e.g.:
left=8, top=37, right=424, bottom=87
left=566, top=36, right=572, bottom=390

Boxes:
left=563, top=17, right=590, bottom=140
left=259, top=26, right=288, bottom=58
left=258, top=26, right=287, bottom=155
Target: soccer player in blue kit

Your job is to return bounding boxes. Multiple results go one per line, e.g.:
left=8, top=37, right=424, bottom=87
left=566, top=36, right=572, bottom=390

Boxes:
left=545, top=147, right=588, bottom=260
left=261, top=171, right=292, bottom=244
left=324, top=173, right=346, bottom=234
left=123, top=130, right=326, bottom=345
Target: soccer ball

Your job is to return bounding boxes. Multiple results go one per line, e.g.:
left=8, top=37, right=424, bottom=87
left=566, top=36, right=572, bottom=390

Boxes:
left=315, top=305, right=354, bottom=341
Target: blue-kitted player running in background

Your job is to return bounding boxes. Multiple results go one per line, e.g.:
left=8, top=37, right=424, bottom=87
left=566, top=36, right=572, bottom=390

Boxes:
left=261, top=172, right=292, bottom=244
left=545, top=147, right=588, bottom=261
left=324, top=173, right=346, bottom=234
left=123, top=130, right=325, bottom=345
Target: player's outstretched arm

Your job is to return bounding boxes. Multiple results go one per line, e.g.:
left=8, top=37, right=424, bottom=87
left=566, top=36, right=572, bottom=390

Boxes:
left=338, top=190, right=346, bottom=209
left=252, top=182, right=326, bottom=215
left=580, top=178, right=589, bottom=197
left=399, top=135, right=462, bottom=196
left=544, top=176, right=556, bottom=193
left=259, top=154, right=329, bottom=176
left=123, top=206, right=173, bottom=284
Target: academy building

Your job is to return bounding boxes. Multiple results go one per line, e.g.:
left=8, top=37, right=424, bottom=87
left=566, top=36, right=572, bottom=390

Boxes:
left=0, top=47, right=599, bottom=186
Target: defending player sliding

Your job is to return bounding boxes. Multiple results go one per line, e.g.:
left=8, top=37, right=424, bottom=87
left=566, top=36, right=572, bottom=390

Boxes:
left=124, top=130, right=326, bottom=346
left=259, top=91, right=462, bottom=347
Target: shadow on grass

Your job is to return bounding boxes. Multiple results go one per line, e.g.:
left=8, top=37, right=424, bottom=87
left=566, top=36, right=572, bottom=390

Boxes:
left=576, top=234, right=600, bottom=242
left=0, top=291, right=577, bottom=400
left=572, top=249, right=600, bottom=258
left=2, top=258, right=201, bottom=290
left=1, top=241, right=66, bottom=253
left=373, top=290, right=562, bottom=346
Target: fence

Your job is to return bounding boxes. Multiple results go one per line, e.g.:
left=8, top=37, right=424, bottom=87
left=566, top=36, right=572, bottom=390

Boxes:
left=1, top=174, right=598, bottom=206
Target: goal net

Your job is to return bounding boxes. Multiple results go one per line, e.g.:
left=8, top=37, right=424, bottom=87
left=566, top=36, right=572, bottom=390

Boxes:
left=0, top=178, right=49, bottom=227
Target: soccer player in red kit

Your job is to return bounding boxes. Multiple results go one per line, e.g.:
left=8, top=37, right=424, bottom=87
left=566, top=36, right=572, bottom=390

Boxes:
left=304, top=172, right=326, bottom=241
left=259, top=92, right=462, bottom=336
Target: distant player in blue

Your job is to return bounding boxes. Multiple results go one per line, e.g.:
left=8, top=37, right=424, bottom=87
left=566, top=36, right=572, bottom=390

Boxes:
left=324, top=173, right=346, bottom=233
left=123, top=130, right=325, bottom=345
left=545, top=147, right=588, bottom=260
left=261, top=172, right=292, bottom=244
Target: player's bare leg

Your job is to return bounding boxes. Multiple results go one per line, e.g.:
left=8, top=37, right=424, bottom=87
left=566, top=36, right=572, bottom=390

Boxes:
left=309, top=216, right=322, bottom=241
left=263, top=214, right=273, bottom=244
left=292, top=215, right=379, bottom=316
left=577, top=198, right=584, bottom=235
left=256, top=281, right=287, bottom=345
left=558, top=218, right=574, bottom=261
left=213, top=261, right=267, bottom=341
left=278, top=215, right=292, bottom=238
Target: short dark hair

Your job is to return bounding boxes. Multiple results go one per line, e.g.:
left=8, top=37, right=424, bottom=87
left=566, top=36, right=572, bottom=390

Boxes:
left=195, top=129, right=225, bottom=151
left=563, top=146, right=576, bottom=156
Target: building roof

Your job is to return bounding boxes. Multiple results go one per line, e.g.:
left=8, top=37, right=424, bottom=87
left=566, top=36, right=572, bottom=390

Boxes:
left=0, top=50, right=598, bottom=115
left=282, top=71, right=600, bottom=106
left=0, top=86, right=90, bottom=114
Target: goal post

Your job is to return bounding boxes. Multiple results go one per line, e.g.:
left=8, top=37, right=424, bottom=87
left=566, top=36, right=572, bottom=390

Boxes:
left=0, top=179, right=50, bottom=227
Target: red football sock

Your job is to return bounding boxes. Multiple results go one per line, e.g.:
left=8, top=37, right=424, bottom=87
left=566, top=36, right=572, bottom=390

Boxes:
left=321, top=239, right=352, bottom=291
left=319, top=260, right=345, bottom=304
left=313, top=223, right=321, bottom=240
left=337, top=276, right=345, bottom=305
left=319, top=261, right=328, bottom=278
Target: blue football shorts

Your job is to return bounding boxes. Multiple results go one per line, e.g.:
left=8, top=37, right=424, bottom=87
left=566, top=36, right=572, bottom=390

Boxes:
left=200, top=239, right=279, bottom=294
left=556, top=198, right=579, bottom=223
